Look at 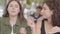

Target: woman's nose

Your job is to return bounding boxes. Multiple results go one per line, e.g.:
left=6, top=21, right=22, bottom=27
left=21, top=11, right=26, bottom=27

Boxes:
left=41, top=10, right=43, bottom=15
left=12, top=7, right=15, bottom=10
left=41, top=10, right=43, bottom=13
left=12, top=6, right=15, bottom=10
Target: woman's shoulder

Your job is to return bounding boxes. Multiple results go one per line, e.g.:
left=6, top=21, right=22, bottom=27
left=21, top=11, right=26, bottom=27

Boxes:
left=0, top=17, right=9, bottom=23
left=0, top=17, right=5, bottom=19
left=1, top=17, right=9, bottom=19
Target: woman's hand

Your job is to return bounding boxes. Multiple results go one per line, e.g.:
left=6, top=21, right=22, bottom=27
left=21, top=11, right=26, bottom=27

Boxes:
left=26, top=18, right=36, bottom=34
left=27, top=18, right=35, bottom=28
left=20, top=27, right=27, bottom=34
left=49, top=26, right=60, bottom=34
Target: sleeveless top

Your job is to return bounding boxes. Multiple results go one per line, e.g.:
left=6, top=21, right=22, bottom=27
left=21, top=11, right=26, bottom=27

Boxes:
left=54, top=32, right=60, bottom=34
left=41, top=19, right=46, bottom=34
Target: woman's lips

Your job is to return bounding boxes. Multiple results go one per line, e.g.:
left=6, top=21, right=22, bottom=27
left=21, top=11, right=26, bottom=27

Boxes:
left=11, top=11, right=16, bottom=13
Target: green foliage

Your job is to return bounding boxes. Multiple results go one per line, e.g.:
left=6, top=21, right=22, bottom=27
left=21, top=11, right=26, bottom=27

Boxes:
left=0, top=0, right=2, bottom=5
left=27, top=0, right=32, bottom=6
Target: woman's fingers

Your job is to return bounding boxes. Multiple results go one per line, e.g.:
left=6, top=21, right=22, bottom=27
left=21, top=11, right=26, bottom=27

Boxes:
left=20, top=27, right=27, bottom=34
left=49, top=26, right=60, bottom=33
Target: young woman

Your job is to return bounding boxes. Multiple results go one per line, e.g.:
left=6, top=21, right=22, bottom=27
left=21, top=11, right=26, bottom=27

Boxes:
left=41, top=0, right=60, bottom=34
left=0, top=0, right=31, bottom=34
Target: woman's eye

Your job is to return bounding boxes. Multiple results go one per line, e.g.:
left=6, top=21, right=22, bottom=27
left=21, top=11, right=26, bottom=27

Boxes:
left=10, top=5, right=13, bottom=7
left=43, top=7, right=46, bottom=10
left=44, top=8, right=46, bottom=10
left=15, top=5, right=19, bottom=8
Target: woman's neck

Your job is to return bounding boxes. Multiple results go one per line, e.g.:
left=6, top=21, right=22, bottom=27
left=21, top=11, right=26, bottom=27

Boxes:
left=46, top=17, right=52, bottom=26
left=45, top=17, right=53, bottom=30
left=9, top=15, right=17, bottom=26
left=10, top=16, right=17, bottom=21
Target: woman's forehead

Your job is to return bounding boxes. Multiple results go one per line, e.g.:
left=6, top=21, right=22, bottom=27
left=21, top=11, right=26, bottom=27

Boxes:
left=9, top=1, right=19, bottom=5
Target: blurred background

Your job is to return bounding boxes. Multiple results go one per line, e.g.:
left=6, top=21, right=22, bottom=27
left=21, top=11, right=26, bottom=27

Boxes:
left=0, top=0, right=60, bottom=18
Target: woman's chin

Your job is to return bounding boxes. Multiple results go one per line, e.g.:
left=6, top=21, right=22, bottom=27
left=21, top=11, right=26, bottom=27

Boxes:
left=10, top=14, right=17, bottom=17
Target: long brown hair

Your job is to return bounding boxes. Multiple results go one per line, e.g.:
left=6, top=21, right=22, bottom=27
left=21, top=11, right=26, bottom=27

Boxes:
left=44, top=0, right=60, bottom=27
left=3, top=0, right=26, bottom=23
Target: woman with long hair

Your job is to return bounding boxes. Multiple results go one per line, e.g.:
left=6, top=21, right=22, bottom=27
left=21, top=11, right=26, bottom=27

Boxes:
left=41, top=0, right=60, bottom=34
left=0, top=0, right=32, bottom=34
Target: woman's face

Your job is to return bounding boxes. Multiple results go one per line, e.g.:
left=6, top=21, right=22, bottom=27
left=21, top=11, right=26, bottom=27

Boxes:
left=41, top=3, right=53, bottom=18
left=7, top=1, right=20, bottom=16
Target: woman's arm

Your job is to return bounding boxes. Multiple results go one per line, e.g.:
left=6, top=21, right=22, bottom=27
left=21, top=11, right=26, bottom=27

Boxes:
left=49, top=26, right=60, bottom=34
left=26, top=19, right=36, bottom=34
